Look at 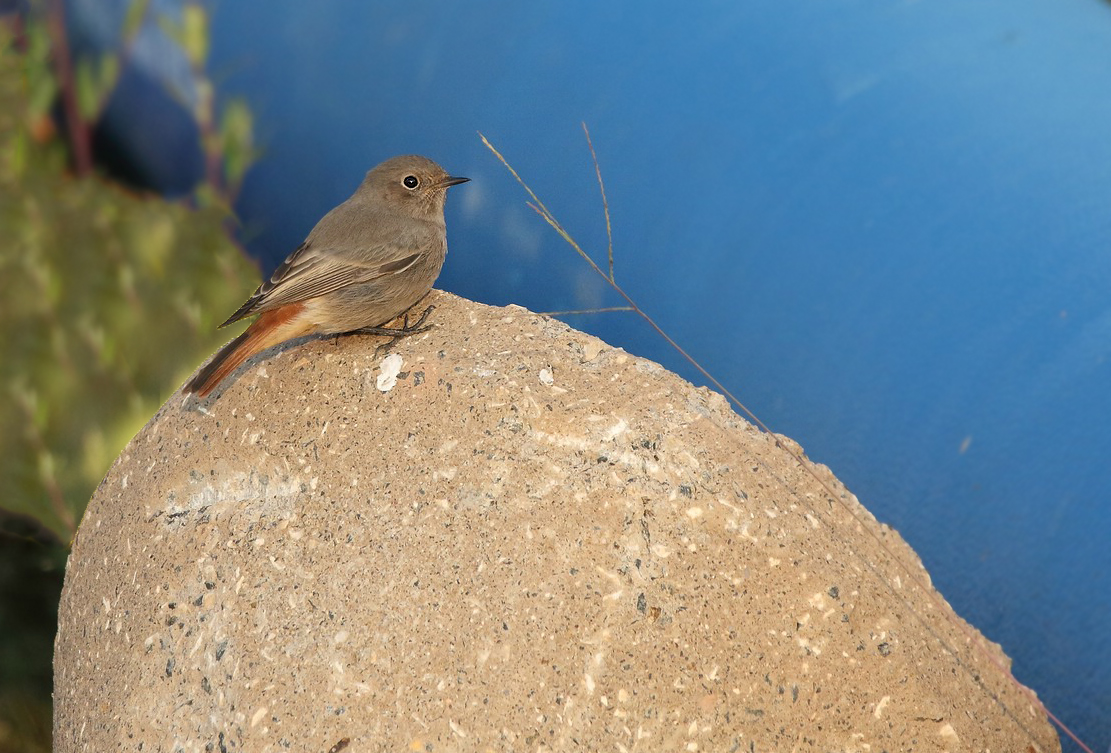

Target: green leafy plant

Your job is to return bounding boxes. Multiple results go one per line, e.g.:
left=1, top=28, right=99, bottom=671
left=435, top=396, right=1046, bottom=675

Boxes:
left=2, top=5, right=263, bottom=748
left=1, top=3, right=260, bottom=542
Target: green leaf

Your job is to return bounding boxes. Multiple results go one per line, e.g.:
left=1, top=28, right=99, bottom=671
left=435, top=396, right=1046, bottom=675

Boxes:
left=122, top=0, right=152, bottom=41
left=156, top=13, right=184, bottom=51
left=8, top=128, right=27, bottom=178
left=97, top=55, right=120, bottom=109
left=219, top=99, right=258, bottom=190
left=181, top=4, right=210, bottom=67
left=74, top=59, right=98, bottom=121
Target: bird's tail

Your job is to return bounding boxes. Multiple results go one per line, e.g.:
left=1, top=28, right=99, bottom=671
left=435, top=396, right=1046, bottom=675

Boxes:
left=184, top=304, right=310, bottom=398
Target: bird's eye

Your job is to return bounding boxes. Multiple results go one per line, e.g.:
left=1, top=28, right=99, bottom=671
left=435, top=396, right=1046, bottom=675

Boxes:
left=403, top=175, right=419, bottom=189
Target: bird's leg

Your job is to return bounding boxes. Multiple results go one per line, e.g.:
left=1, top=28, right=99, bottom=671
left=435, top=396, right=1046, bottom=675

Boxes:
left=349, top=305, right=436, bottom=356
left=352, top=304, right=435, bottom=338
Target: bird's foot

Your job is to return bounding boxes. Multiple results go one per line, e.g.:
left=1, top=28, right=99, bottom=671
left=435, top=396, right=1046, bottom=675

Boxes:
left=350, top=305, right=436, bottom=356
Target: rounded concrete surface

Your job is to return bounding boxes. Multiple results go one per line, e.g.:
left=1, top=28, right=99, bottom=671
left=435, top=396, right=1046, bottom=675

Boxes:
left=54, top=291, right=1059, bottom=752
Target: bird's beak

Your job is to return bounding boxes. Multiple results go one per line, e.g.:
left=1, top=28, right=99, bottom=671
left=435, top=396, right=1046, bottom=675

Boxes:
left=440, top=175, right=470, bottom=188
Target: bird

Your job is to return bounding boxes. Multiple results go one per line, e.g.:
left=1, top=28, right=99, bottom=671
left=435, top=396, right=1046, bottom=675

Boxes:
left=184, top=155, right=468, bottom=398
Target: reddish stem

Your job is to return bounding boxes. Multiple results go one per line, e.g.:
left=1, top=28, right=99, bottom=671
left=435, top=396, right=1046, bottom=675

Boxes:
left=48, top=0, right=93, bottom=176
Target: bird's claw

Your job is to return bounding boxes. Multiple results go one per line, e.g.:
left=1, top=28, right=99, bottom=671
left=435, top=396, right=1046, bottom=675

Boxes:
left=350, top=305, right=436, bottom=356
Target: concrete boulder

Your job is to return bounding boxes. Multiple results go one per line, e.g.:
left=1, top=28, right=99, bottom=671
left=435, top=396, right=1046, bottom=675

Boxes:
left=54, top=291, right=1059, bottom=752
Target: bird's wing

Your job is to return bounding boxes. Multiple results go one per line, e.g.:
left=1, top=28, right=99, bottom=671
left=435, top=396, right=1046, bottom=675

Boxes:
left=220, top=241, right=421, bottom=327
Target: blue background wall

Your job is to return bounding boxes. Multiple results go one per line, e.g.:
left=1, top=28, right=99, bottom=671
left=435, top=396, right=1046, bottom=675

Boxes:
left=84, top=1, right=1111, bottom=748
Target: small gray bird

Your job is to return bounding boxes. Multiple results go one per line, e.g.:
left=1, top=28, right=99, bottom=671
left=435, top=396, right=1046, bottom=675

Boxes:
left=184, top=155, right=468, bottom=397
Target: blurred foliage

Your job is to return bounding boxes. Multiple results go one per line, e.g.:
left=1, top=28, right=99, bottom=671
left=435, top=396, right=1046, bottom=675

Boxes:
left=157, top=0, right=259, bottom=199
left=23, top=0, right=259, bottom=198
left=1, top=4, right=263, bottom=750
left=1, top=5, right=262, bottom=748
left=0, top=26, right=258, bottom=541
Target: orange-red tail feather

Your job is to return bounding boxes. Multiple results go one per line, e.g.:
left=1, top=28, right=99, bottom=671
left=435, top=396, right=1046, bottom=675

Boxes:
left=185, top=304, right=311, bottom=397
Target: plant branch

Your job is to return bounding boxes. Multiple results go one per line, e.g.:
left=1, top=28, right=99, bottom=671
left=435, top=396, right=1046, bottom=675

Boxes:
left=47, top=0, right=92, bottom=175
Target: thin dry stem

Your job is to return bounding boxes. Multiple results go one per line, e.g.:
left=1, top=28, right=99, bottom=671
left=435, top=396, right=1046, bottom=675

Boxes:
left=540, top=307, right=634, bottom=316
left=582, top=122, right=614, bottom=283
